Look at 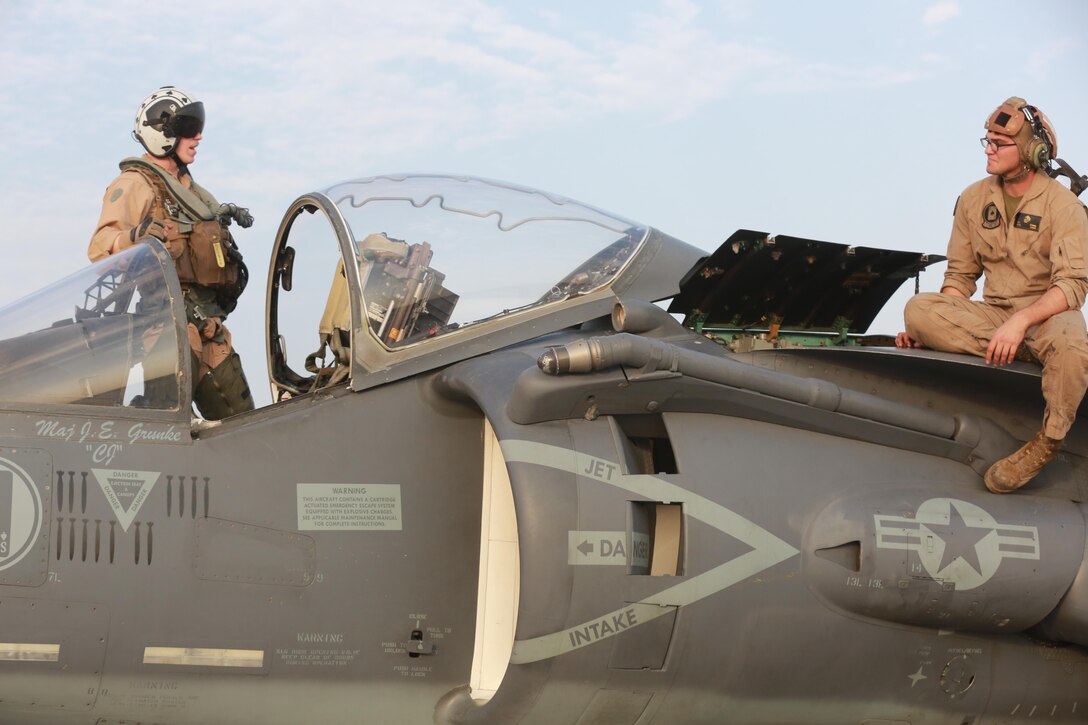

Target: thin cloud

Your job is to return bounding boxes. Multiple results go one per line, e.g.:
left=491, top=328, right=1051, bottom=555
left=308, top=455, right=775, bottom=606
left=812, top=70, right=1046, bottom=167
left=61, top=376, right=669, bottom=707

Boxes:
left=0, top=0, right=924, bottom=166
left=1026, top=37, right=1077, bottom=74
left=715, top=0, right=757, bottom=24
left=921, top=2, right=960, bottom=27
left=0, top=0, right=934, bottom=274
left=755, top=62, right=919, bottom=94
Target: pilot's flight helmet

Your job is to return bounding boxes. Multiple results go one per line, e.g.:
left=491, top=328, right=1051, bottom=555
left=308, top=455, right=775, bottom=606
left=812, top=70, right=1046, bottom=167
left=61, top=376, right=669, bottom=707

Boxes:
left=133, top=86, right=205, bottom=158
left=985, top=96, right=1057, bottom=170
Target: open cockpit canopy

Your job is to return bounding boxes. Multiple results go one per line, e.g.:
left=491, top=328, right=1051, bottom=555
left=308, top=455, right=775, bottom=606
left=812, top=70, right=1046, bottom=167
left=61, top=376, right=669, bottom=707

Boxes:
left=268, top=174, right=701, bottom=397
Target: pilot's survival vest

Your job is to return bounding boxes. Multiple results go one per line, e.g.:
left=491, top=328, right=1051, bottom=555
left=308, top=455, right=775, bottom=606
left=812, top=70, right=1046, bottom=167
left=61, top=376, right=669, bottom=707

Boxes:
left=120, top=157, right=238, bottom=288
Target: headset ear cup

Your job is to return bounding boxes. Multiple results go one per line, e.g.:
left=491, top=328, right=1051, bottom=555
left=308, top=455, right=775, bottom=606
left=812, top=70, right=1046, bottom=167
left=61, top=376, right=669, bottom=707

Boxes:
left=1022, top=105, right=1053, bottom=169
left=1028, top=136, right=1051, bottom=169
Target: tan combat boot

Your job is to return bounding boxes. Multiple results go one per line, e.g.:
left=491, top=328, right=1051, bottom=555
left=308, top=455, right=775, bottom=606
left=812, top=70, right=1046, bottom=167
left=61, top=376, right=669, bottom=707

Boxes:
left=984, top=431, right=1061, bottom=493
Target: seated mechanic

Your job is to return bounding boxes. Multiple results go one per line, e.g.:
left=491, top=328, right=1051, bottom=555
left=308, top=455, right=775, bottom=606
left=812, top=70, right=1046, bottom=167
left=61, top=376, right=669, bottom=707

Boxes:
left=897, top=96, right=1088, bottom=494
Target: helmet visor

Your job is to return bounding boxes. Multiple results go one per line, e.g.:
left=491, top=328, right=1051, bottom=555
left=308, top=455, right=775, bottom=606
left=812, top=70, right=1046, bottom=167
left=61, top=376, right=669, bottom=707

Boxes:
left=167, top=102, right=205, bottom=139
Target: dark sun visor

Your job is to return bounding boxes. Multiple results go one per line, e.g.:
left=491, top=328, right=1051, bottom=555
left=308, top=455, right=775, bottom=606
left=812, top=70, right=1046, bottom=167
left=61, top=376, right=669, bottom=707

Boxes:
left=166, top=102, right=205, bottom=139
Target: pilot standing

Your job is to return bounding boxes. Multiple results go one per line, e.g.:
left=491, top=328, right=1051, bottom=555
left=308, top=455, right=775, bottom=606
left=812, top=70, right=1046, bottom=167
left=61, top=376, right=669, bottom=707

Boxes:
left=88, top=86, right=254, bottom=420
left=896, top=96, right=1088, bottom=494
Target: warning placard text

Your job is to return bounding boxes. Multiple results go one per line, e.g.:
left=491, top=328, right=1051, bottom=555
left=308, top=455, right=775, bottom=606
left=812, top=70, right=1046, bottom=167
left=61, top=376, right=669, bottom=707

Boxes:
left=297, top=484, right=402, bottom=531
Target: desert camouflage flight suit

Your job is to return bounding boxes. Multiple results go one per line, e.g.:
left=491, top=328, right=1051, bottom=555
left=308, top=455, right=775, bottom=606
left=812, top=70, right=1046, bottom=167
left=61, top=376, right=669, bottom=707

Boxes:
left=89, top=157, right=254, bottom=420
left=904, top=172, right=1088, bottom=439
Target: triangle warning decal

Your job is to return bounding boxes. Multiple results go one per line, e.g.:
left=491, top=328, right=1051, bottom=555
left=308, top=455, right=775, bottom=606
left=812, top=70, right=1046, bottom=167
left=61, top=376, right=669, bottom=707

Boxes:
left=92, top=469, right=161, bottom=532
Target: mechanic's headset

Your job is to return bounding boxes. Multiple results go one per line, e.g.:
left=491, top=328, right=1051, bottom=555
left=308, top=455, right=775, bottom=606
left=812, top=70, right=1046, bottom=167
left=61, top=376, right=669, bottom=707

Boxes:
left=1020, top=105, right=1054, bottom=170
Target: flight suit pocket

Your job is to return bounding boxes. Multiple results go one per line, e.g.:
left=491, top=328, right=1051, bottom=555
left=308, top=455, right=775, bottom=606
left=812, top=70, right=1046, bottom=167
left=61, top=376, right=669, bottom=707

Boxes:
left=1055, top=235, right=1087, bottom=277
left=163, top=230, right=197, bottom=284
left=1013, top=225, right=1052, bottom=285
left=972, top=226, right=1005, bottom=265
left=189, top=221, right=238, bottom=287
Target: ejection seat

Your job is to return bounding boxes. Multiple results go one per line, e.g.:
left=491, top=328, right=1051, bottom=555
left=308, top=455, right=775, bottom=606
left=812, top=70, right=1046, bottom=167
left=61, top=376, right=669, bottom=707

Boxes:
left=304, top=258, right=352, bottom=390
left=306, top=231, right=446, bottom=389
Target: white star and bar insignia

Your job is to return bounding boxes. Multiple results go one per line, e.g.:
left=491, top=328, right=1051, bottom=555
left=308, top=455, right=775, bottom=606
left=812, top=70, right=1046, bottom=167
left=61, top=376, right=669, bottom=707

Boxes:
left=875, top=498, right=1039, bottom=590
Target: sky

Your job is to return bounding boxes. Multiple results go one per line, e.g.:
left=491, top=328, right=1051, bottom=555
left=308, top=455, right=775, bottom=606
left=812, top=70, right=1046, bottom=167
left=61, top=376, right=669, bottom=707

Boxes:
left=1, top=0, right=1086, bottom=403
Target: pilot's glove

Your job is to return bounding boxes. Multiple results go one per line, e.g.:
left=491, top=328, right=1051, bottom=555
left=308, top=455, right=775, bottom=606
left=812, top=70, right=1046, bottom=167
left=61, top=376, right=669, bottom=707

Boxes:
left=215, top=203, right=254, bottom=229
left=130, top=217, right=168, bottom=243
left=234, top=206, right=254, bottom=229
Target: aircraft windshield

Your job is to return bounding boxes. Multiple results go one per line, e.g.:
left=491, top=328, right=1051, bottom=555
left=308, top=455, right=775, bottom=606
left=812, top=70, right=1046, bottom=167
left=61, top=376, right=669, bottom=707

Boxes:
left=324, top=175, right=648, bottom=348
left=0, top=244, right=181, bottom=409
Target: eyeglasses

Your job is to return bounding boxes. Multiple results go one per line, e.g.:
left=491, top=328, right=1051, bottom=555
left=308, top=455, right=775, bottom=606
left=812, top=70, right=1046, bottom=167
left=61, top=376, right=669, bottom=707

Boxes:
left=980, top=137, right=1017, bottom=151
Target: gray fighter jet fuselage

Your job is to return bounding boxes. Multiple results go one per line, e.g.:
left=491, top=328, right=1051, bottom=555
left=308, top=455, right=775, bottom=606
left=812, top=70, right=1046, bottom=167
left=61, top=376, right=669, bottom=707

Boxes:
left=0, top=174, right=1084, bottom=724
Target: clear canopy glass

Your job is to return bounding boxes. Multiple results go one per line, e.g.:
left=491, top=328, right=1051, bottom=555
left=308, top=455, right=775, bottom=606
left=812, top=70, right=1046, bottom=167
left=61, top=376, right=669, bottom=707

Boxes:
left=323, top=175, right=649, bottom=348
left=0, top=243, right=181, bottom=409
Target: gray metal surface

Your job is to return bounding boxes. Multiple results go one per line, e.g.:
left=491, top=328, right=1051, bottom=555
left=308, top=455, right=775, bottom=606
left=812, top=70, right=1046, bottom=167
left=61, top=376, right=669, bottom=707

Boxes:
left=0, top=176, right=1084, bottom=724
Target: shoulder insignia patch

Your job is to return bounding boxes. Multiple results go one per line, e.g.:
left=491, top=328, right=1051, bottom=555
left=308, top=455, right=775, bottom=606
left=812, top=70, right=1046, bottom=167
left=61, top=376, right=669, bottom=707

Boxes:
left=981, top=202, right=1001, bottom=229
left=1015, top=212, right=1041, bottom=232
left=109, top=188, right=124, bottom=203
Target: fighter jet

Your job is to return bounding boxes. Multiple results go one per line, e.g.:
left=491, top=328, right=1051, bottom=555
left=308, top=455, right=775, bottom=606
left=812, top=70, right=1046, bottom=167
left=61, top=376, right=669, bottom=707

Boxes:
left=0, top=173, right=1084, bottom=724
